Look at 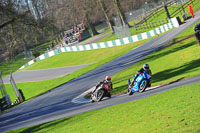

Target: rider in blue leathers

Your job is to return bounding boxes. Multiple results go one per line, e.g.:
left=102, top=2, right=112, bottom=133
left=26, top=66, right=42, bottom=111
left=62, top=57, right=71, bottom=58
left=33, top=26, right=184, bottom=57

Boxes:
left=132, top=64, right=152, bottom=86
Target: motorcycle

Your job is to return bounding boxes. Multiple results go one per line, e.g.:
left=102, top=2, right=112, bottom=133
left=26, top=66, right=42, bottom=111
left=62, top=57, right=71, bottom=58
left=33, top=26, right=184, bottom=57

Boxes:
left=127, top=71, right=151, bottom=95
left=90, top=82, right=111, bottom=102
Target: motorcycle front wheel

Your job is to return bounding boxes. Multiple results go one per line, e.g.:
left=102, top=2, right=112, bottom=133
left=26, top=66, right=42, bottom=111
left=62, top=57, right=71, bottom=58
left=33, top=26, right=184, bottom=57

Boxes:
left=96, top=89, right=104, bottom=102
left=139, top=80, right=148, bottom=93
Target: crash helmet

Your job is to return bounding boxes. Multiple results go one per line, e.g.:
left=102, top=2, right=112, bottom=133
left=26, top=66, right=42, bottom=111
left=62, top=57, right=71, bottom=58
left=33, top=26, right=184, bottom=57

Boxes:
left=143, top=64, right=149, bottom=70
left=105, top=76, right=111, bottom=82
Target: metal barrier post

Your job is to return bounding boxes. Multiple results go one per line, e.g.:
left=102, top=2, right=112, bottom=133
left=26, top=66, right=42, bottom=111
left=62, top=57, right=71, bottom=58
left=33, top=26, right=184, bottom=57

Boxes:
left=0, top=72, right=7, bottom=97
left=9, top=71, right=23, bottom=102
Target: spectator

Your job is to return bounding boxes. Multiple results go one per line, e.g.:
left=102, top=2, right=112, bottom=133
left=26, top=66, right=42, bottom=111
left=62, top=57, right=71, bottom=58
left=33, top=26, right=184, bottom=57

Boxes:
left=82, top=22, right=86, bottom=27
left=74, top=26, right=77, bottom=31
left=188, top=4, right=194, bottom=18
left=71, top=29, right=75, bottom=34
left=78, top=32, right=82, bottom=41
left=64, top=36, right=69, bottom=45
left=51, top=42, right=54, bottom=48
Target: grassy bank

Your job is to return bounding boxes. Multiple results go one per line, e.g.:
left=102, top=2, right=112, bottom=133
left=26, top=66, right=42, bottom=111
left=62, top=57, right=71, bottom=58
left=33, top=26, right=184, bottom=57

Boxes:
left=0, top=42, right=52, bottom=77
left=8, top=82, right=200, bottom=133
left=111, top=22, right=200, bottom=94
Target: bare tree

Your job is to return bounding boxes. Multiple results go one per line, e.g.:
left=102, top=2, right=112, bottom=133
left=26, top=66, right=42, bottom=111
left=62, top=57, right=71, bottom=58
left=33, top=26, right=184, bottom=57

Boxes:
left=97, top=0, right=115, bottom=32
left=113, top=0, right=130, bottom=26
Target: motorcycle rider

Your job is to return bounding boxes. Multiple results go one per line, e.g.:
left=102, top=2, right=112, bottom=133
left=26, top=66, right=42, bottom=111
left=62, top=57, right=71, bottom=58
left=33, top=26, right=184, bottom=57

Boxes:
left=132, top=64, right=152, bottom=86
left=93, top=76, right=113, bottom=98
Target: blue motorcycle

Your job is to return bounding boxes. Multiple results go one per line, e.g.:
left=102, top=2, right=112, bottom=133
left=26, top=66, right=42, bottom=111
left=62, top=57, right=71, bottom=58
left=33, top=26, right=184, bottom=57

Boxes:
left=127, top=71, right=151, bottom=95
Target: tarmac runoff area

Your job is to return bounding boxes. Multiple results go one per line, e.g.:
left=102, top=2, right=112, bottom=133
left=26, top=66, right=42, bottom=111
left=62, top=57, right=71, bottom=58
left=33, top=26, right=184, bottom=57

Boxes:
left=71, top=85, right=161, bottom=104
left=3, top=63, right=93, bottom=83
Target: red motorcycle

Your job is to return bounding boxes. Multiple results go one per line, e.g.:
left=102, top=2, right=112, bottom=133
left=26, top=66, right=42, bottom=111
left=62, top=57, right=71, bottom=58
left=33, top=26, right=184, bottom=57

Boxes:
left=90, top=82, right=111, bottom=102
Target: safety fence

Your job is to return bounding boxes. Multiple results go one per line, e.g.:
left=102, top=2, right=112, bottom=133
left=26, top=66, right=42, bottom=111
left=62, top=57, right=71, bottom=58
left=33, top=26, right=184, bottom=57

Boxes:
left=135, top=18, right=169, bottom=30
left=19, top=17, right=180, bottom=70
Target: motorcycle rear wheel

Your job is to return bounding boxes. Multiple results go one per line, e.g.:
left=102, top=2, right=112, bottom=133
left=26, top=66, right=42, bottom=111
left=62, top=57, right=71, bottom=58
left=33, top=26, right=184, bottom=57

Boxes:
left=127, top=87, right=133, bottom=95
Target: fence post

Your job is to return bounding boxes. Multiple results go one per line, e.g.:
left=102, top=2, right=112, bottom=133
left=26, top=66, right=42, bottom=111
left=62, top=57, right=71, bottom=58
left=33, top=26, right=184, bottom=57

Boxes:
left=180, top=0, right=186, bottom=16
left=9, top=71, right=23, bottom=102
left=0, top=72, right=7, bottom=97
left=163, top=2, right=171, bottom=19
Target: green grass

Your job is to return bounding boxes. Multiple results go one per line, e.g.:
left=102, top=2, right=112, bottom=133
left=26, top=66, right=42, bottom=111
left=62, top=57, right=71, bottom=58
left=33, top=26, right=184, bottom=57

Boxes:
left=5, top=38, right=154, bottom=102
left=0, top=57, right=26, bottom=78
left=7, top=82, right=200, bottom=133
left=0, top=42, right=51, bottom=77
left=111, top=22, right=200, bottom=95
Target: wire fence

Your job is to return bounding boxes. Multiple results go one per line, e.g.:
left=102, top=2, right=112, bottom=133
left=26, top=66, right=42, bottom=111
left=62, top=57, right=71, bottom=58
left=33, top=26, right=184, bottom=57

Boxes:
left=134, top=19, right=169, bottom=30
left=125, top=0, right=174, bottom=24
left=113, top=25, right=131, bottom=39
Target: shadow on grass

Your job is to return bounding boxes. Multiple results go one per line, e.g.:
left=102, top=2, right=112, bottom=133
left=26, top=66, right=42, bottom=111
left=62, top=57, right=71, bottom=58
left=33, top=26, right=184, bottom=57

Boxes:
left=19, top=112, right=92, bottom=133
left=19, top=118, right=69, bottom=133
left=143, top=40, right=196, bottom=62
left=152, top=58, right=200, bottom=83
left=112, top=84, right=127, bottom=94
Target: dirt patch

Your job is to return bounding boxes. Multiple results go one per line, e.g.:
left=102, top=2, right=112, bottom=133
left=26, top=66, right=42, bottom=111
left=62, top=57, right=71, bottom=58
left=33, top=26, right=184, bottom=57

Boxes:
left=163, top=34, right=195, bottom=49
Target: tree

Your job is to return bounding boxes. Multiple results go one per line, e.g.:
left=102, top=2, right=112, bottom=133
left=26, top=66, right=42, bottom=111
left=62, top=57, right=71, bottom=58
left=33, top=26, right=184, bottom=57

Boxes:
left=97, top=0, right=115, bottom=32
left=113, top=0, right=130, bottom=27
left=0, top=0, right=58, bottom=62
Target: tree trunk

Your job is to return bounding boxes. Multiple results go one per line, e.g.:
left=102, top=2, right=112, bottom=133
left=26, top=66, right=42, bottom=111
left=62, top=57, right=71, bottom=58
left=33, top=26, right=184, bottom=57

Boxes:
left=88, top=21, right=99, bottom=35
left=85, top=14, right=99, bottom=35
left=97, top=0, right=114, bottom=32
left=25, top=0, right=31, bottom=11
left=113, top=0, right=130, bottom=27
left=32, top=0, right=41, bottom=20
left=9, top=24, right=17, bottom=60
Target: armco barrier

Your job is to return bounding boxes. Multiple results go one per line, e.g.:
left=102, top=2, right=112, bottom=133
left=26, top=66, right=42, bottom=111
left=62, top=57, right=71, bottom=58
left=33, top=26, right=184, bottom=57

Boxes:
left=19, top=17, right=181, bottom=70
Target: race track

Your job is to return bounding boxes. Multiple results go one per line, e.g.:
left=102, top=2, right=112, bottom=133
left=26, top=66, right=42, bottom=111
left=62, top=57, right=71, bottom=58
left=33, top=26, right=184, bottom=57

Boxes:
left=0, top=13, right=200, bottom=132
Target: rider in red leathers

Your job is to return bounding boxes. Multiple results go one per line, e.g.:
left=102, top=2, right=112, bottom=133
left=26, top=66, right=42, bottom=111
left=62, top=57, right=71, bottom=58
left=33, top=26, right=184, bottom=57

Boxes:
left=93, top=76, right=113, bottom=98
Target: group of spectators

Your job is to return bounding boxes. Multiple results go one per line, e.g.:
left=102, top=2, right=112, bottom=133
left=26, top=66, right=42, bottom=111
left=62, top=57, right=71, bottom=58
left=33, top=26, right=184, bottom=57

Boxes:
left=64, top=22, right=87, bottom=45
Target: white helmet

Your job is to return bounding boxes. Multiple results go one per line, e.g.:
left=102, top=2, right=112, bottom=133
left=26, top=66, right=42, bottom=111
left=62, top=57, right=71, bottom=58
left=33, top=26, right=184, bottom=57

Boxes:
left=143, top=64, right=149, bottom=70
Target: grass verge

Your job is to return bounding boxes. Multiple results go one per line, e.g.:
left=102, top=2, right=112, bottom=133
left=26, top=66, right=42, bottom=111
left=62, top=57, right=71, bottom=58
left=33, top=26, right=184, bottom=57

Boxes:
left=7, top=82, right=200, bottom=133
left=0, top=42, right=52, bottom=77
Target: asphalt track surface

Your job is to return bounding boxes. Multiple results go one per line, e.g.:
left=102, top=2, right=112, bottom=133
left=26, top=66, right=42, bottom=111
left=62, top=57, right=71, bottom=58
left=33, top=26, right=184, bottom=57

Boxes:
left=0, top=14, right=200, bottom=132
left=3, top=64, right=92, bottom=84
left=77, top=32, right=112, bottom=46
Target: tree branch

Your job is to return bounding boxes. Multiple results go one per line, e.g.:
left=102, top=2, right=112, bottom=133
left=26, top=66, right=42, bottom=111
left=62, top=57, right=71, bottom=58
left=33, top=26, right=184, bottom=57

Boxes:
left=0, top=10, right=30, bottom=30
